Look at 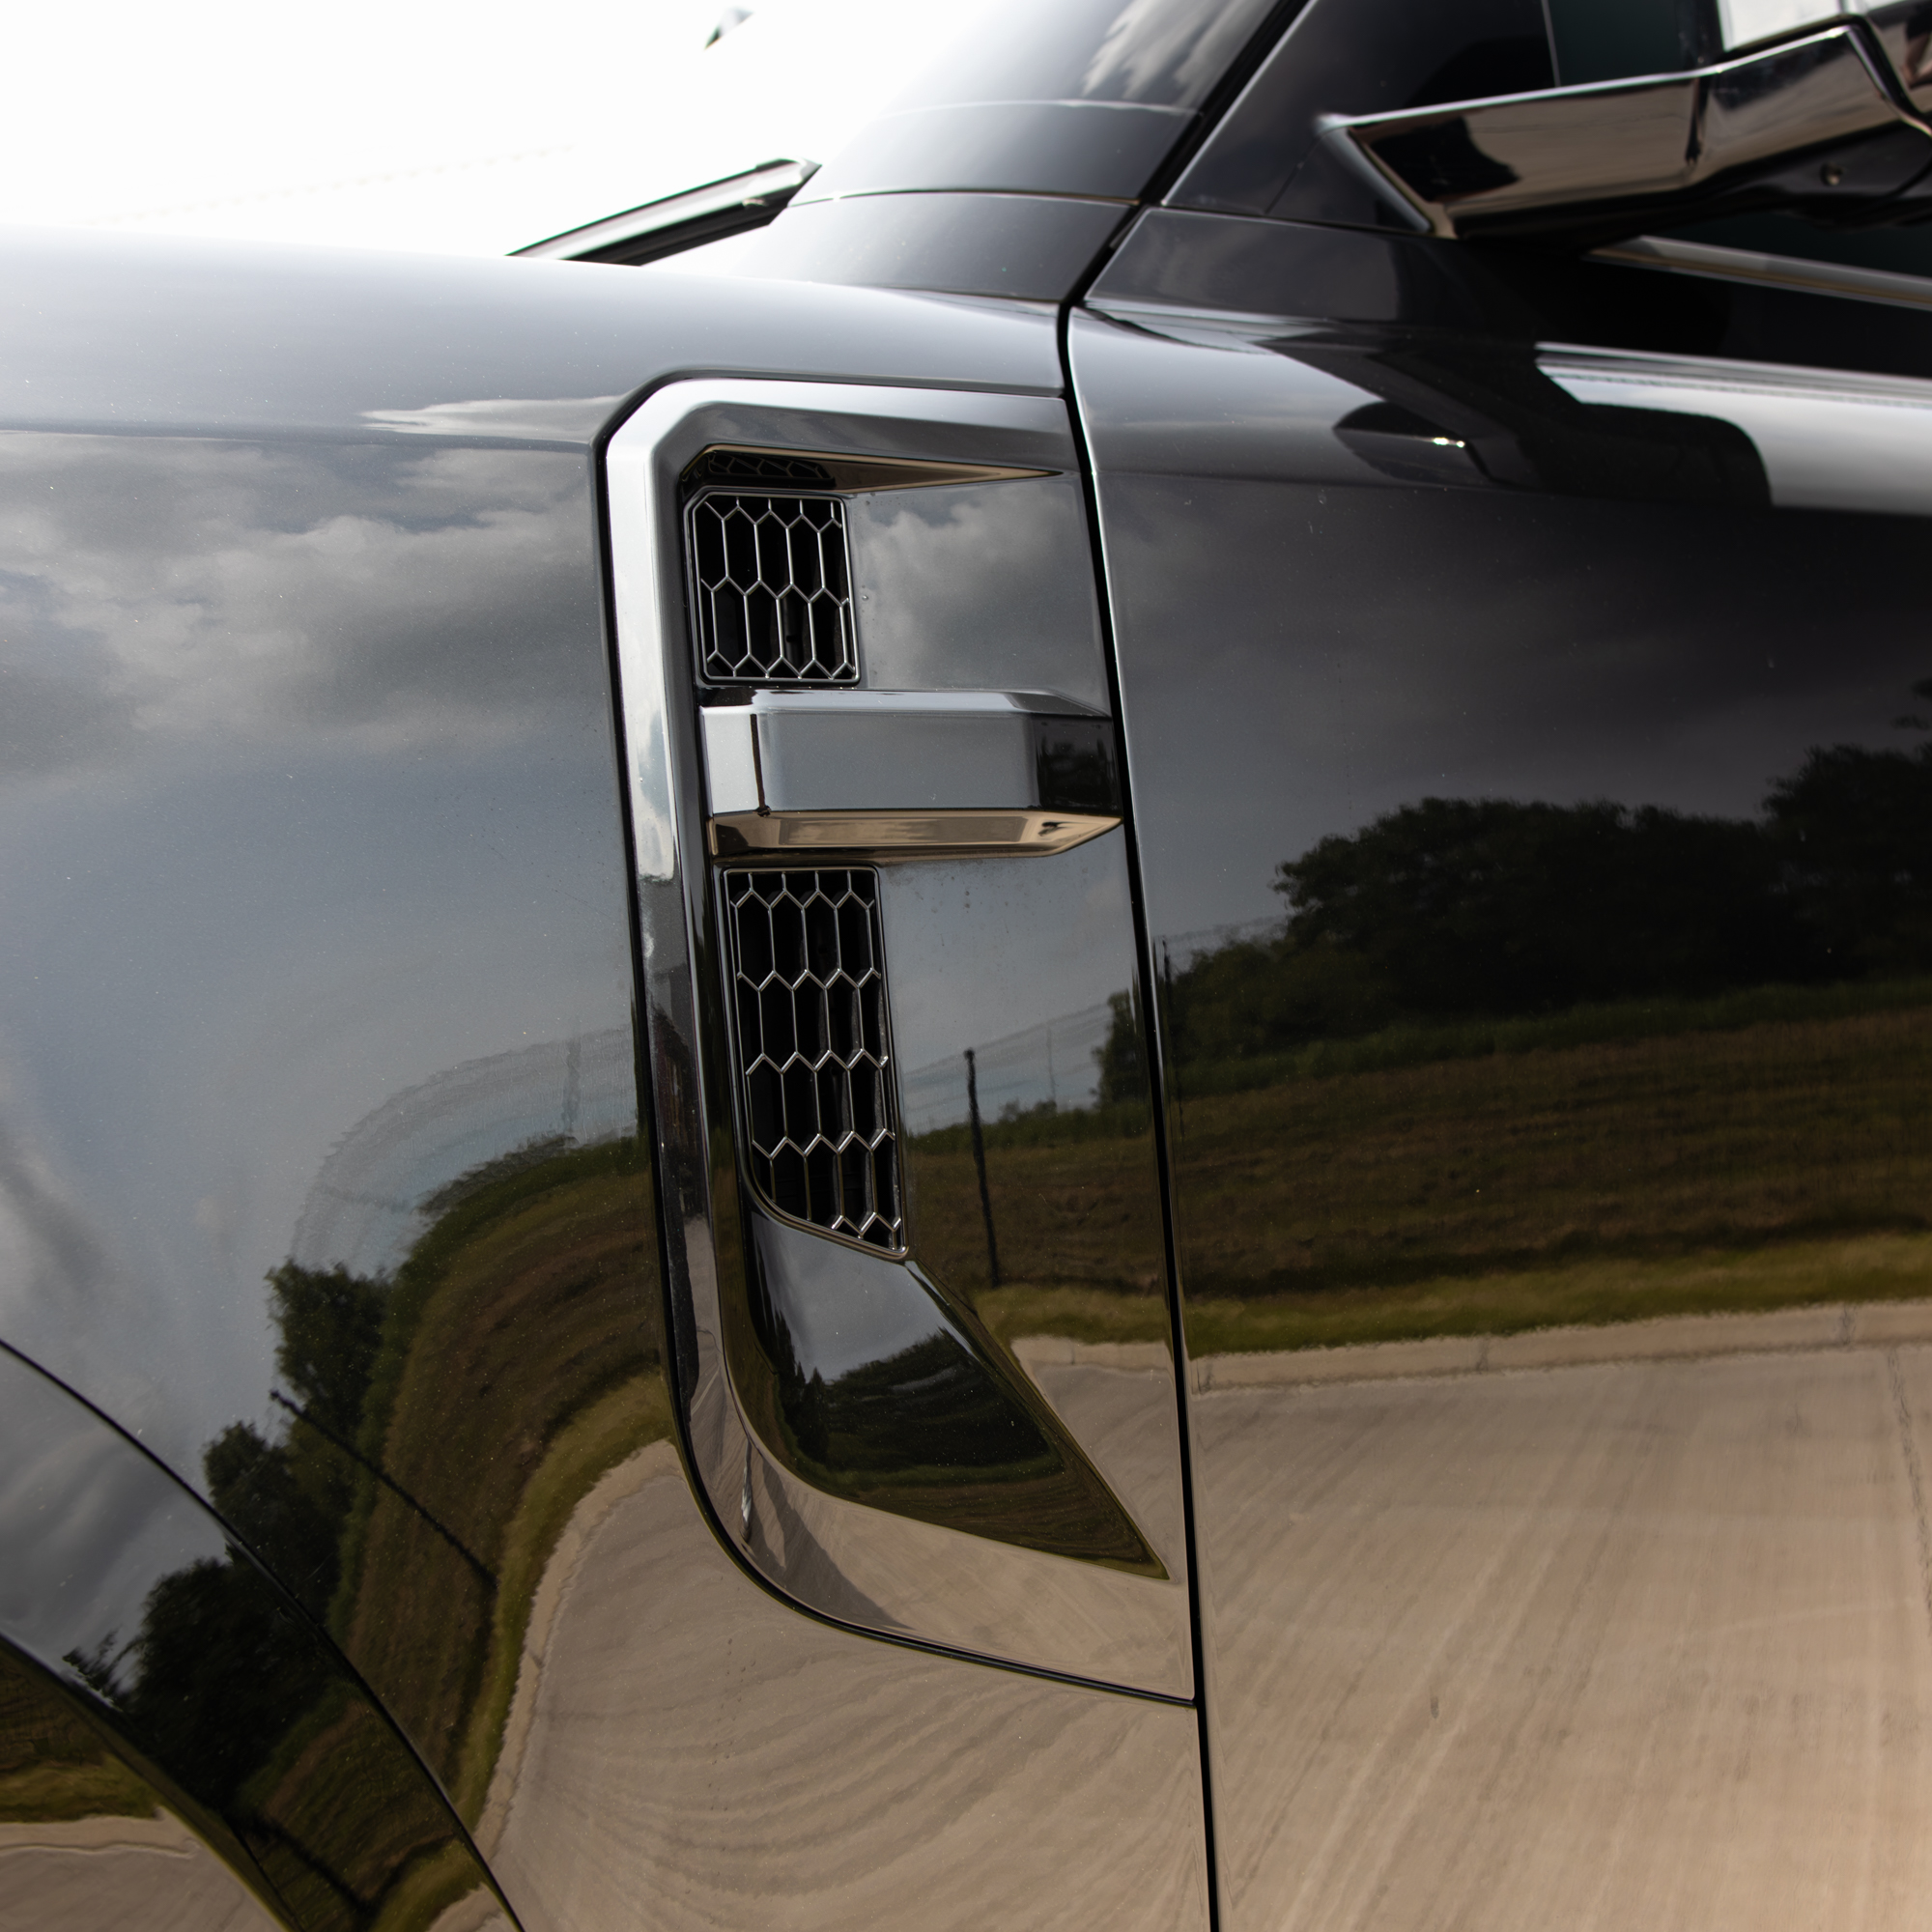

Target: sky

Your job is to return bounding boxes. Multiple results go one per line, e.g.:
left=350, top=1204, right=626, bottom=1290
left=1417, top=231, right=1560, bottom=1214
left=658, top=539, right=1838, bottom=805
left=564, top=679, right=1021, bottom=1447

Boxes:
left=0, top=0, right=985, bottom=258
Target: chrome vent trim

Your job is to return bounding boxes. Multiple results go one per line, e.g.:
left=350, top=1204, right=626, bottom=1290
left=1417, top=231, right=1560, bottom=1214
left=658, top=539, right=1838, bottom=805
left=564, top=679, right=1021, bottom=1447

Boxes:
left=686, top=488, right=858, bottom=685
left=723, top=867, right=903, bottom=1251
left=510, top=157, right=818, bottom=265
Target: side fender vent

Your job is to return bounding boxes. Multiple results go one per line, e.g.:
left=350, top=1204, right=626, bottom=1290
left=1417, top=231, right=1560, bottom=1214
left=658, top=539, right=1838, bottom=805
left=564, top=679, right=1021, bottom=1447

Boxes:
left=724, top=867, right=902, bottom=1250
left=687, top=490, right=858, bottom=684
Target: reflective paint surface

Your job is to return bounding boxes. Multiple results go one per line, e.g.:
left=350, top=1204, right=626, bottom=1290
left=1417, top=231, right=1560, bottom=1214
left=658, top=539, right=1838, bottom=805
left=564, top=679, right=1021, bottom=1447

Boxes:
left=1076, top=211, right=1932, bottom=1928
left=0, top=228, right=1201, bottom=1928
left=0, top=1346, right=506, bottom=1931
left=0, top=1644, right=292, bottom=1932
left=475, top=1445, right=1208, bottom=1932
left=607, top=381, right=1195, bottom=1691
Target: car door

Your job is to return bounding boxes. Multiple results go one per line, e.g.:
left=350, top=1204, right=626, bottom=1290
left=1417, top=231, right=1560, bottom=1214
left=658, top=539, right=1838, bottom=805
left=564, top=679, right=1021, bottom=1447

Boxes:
left=1072, top=3, right=1932, bottom=1926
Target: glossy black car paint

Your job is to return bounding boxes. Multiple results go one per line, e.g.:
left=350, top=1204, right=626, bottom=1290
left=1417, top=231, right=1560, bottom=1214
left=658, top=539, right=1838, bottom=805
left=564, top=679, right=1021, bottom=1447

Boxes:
left=0, top=230, right=1211, bottom=1930
left=9, top=0, right=1932, bottom=1923
left=678, top=0, right=1932, bottom=1918
left=1076, top=154, right=1932, bottom=1932
left=0, top=1342, right=505, bottom=1928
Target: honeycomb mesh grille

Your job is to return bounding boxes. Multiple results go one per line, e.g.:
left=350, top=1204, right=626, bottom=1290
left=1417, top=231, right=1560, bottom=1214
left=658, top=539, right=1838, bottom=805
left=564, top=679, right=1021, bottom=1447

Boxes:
left=695, top=450, right=837, bottom=486
left=724, top=867, right=902, bottom=1250
left=688, top=489, right=857, bottom=684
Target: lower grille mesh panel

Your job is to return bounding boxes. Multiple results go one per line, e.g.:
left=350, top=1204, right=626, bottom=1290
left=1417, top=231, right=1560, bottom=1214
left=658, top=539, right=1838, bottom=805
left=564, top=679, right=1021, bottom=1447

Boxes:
left=723, top=867, right=902, bottom=1250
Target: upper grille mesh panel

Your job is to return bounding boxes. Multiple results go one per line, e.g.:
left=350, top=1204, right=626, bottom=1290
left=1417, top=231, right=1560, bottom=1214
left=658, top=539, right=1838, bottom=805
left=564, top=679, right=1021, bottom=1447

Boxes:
left=688, top=490, right=857, bottom=684
left=724, top=867, right=902, bottom=1250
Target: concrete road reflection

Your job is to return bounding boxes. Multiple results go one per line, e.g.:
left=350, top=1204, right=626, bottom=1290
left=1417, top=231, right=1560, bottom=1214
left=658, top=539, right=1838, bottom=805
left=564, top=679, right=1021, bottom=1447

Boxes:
left=479, top=1448, right=1208, bottom=1932
left=0, top=1812, right=281, bottom=1932
left=1195, top=1310, right=1932, bottom=1932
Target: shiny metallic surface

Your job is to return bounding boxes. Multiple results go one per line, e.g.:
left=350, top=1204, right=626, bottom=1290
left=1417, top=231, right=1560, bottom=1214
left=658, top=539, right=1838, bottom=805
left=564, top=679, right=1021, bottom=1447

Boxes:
left=623, top=0, right=1291, bottom=289
left=710, top=809, right=1122, bottom=859
left=0, top=230, right=1057, bottom=1510
left=698, top=689, right=1122, bottom=854
left=17, top=2, right=1932, bottom=1913
left=606, top=382, right=1193, bottom=1692
left=0, top=418, right=635, bottom=1497
left=1594, top=229, right=1932, bottom=308
left=0, top=227, right=1064, bottom=436
left=1073, top=215, right=1932, bottom=1927
left=0, top=344, right=671, bottom=1913
left=1168, top=0, right=1557, bottom=216
left=512, top=159, right=820, bottom=266
left=685, top=446, right=1054, bottom=493
left=797, top=101, right=1193, bottom=203
left=1089, top=203, right=1932, bottom=384
left=1176, top=0, right=1932, bottom=244
left=469, top=1443, right=1208, bottom=1932
left=685, top=488, right=858, bottom=685
left=1325, top=23, right=1930, bottom=242
left=1862, top=0, right=1932, bottom=113
left=722, top=867, right=904, bottom=1250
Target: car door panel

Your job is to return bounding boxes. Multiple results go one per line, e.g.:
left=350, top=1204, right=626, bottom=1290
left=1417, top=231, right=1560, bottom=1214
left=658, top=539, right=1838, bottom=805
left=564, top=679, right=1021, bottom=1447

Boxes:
left=23, top=0, right=1932, bottom=1914
left=1075, top=205, right=1932, bottom=1931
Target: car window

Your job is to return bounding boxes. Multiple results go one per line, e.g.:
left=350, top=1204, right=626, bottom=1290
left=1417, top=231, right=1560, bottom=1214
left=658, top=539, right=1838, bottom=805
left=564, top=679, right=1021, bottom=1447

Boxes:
left=895, top=0, right=1288, bottom=111
left=1173, top=0, right=1932, bottom=289
left=1548, top=0, right=1690, bottom=80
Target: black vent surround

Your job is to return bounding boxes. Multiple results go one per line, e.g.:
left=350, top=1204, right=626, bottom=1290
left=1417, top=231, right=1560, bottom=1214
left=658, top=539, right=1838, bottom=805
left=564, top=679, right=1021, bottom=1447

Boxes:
left=687, top=488, right=858, bottom=684
left=723, top=867, right=902, bottom=1250
left=692, top=449, right=838, bottom=486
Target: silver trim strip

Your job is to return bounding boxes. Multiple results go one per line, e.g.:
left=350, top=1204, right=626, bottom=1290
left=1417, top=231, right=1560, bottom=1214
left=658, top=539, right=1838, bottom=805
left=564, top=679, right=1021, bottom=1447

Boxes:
left=1592, top=233, right=1932, bottom=311
left=513, top=158, right=817, bottom=263
left=709, top=807, right=1121, bottom=859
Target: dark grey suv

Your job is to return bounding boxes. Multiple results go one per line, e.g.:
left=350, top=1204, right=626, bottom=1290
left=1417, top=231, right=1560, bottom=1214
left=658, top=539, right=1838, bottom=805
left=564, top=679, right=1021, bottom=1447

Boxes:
left=7, top=1, right=1932, bottom=1926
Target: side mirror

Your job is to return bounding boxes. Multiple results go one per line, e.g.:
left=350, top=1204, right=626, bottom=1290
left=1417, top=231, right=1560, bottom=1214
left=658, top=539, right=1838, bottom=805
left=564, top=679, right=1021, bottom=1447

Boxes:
left=1293, top=21, right=1932, bottom=245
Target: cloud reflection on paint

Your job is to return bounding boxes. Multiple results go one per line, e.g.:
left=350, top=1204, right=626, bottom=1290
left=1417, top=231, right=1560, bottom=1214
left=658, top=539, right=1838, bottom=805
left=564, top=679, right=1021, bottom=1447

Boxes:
left=0, top=435, right=601, bottom=783
left=0, top=425, right=637, bottom=1482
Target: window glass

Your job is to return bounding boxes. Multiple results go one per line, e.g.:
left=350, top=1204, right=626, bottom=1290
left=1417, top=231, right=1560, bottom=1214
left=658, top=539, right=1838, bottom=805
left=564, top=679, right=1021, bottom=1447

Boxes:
left=895, top=0, right=1287, bottom=111
left=1548, top=0, right=1691, bottom=81
left=1170, top=0, right=1558, bottom=214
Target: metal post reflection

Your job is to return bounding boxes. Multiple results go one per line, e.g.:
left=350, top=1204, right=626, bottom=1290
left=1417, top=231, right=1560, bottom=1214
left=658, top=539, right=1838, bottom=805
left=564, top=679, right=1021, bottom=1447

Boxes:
left=963, top=1048, right=1003, bottom=1290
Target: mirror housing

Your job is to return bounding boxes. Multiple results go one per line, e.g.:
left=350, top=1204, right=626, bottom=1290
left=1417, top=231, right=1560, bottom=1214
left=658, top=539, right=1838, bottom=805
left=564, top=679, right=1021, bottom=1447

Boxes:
left=1289, top=21, right=1932, bottom=245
